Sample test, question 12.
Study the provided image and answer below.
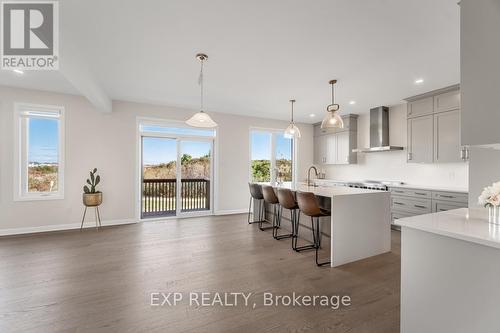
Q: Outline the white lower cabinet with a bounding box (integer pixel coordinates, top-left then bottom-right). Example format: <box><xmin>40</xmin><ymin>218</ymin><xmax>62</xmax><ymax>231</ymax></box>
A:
<box><xmin>389</xmin><ymin>187</ymin><xmax>468</xmax><ymax>228</ymax></box>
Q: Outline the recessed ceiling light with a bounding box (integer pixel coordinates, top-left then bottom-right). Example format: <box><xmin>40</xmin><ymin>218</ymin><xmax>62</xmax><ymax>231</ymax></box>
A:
<box><xmin>309</xmin><ymin>114</ymin><xmax>316</xmax><ymax>118</ymax></box>
<box><xmin>349</xmin><ymin>100</ymin><xmax>356</xmax><ymax>105</ymax></box>
<box><xmin>13</xmin><ymin>69</ymin><xmax>24</xmax><ymax>75</ymax></box>
<box><xmin>415</xmin><ymin>78</ymin><xmax>424</xmax><ymax>84</ymax></box>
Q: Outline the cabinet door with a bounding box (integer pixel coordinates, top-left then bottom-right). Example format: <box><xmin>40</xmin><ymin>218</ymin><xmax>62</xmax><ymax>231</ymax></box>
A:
<box><xmin>434</xmin><ymin>90</ymin><xmax>460</xmax><ymax>113</ymax></box>
<box><xmin>432</xmin><ymin>200</ymin><xmax>467</xmax><ymax>213</ymax></box>
<box><xmin>434</xmin><ymin>110</ymin><xmax>462</xmax><ymax>163</ymax></box>
<box><xmin>325</xmin><ymin>134</ymin><xmax>337</xmax><ymax>164</ymax></box>
<box><xmin>408</xmin><ymin>115</ymin><xmax>433</xmax><ymax>163</ymax></box>
<box><xmin>314</xmin><ymin>135</ymin><xmax>326</xmax><ymax>164</ymax></box>
<box><xmin>408</xmin><ymin>97</ymin><xmax>433</xmax><ymax>118</ymax></box>
<box><xmin>336</xmin><ymin>131</ymin><xmax>350</xmax><ymax>164</ymax></box>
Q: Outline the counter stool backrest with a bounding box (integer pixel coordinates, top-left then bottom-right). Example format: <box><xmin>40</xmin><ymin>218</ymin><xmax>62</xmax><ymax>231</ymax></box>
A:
<box><xmin>296</xmin><ymin>191</ymin><xmax>321</xmax><ymax>217</ymax></box>
<box><xmin>277</xmin><ymin>188</ymin><xmax>297</xmax><ymax>210</ymax></box>
<box><xmin>262</xmin><ymin>185</ymin><xmax>279</xmax><ymax>204</ymax></box>
<box><xmin>248</xmin><ymin>183</ymin><xmax>264</xmax><ymax>200</ymax></box>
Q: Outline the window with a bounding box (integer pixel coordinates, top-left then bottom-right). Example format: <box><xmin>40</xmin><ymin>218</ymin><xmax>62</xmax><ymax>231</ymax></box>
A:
<box><xmin>15</xmin><ymin>104</ymin><xmax>64</xmax><ymax>200</ymax></box>
<box><xmin>250</xmin><ymin>129</ymin><xmax>295</xmax><ymax>184</ymax></box>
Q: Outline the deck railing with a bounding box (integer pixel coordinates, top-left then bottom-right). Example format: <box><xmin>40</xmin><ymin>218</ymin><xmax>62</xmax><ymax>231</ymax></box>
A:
<box><xmin>142</xmin><ymin>178</ymin><xmax>210</xmax><ymax>217</ymax></box>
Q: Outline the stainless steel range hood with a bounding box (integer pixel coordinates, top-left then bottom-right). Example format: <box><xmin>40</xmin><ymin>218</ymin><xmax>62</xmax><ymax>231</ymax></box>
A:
<box><xmin>352</xmin><ymin>106</ymin><xmax>404</xmax><ymax>153</ymax></box>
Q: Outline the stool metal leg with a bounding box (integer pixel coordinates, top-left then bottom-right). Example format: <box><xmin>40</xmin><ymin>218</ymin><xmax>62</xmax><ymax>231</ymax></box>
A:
<box><xmin>259</xmin><ymin>200</ymin><xmax>274</xmax><ymax>231</ymax></box>
<box><xmin>315</xmin><ymin>217</ymin><xmax>331</xmax><ymax>267</ymax></box>
<box><xmin>248</xmin><ymin>197</ymin><xmax>262</xmax><ymax>224</ymax></box>
<box><xmin>294</xmin><ymin>211</ymin><xmax>316</xmax><ymax>252</ymax></box>
<box><xmin>274</xmin><ymin>206</ymin><xmax>293</xmax><ymax>240</ymax></box>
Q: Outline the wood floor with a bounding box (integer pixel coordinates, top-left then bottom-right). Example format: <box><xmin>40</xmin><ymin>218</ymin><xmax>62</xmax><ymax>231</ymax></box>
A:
<box><xmin>0</xmin><ymin>214</ymin><xmax>401</xmax><ymax>333</ymax></box>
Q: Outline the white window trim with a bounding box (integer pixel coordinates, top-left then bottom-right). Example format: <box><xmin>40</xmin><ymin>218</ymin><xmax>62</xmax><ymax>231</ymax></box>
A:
<box><xmin>248</xmin><ymin>127</ymin><xmax>297</xmax><ymax>184</ymax></box>
<box><xmin>13</xmin><ymin>103</ymin><xmax>65</xmax><ymax>201</ymax></box>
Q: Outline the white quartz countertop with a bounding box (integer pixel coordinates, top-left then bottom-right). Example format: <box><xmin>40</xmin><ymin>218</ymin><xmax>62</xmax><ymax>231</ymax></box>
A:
<box><xmin>312</xmin><ymin>179</ymin><xmax>468</xmax><ymax>193</ymax></box>
<box><xmin>260</xmin><ymin>182</ymin><xmax>386</xmax><ymax>197</ymax></box>
<box><xmin>395</xmin><ymin>208</ymin><xmax>500</xmax><ymax>249</ymax></box>
<box><xmin>387</xmin><ymin>183</ymin><xmax>468</xmax><ymax>194</ymax></box>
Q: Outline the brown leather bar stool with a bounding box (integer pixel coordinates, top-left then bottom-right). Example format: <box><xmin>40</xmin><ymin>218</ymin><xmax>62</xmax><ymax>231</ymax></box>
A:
<box><xmin>296</xmin><ymin>191</ymin><xmax>331</xmax><ymax>267</ymax></box>
<box><xmin>261</xmin><ymin>185</ymin><xmax>280</xmax><ymax>232</ymax></box>
<box><xmin>248</xmin><ymin>183</ymin><xmax>265</xmax><ymax>224</ymax></box>
<box><xmin>276</xmin><ymin>188</ymin><xmax>297</xmax><ymax>242</ymax></box>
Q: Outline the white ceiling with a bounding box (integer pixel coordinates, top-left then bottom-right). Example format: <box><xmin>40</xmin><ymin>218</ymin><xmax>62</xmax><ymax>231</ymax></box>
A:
<box><xmin>0</xmin><ymin>0</ymin><xmax>460</xmax><ymax>122</ymax></box>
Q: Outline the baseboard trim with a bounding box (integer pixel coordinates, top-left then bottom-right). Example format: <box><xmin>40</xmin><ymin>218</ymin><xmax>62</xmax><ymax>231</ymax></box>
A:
<box><xmin>0</xmin><ymin>218</ymin><xmax>137</xmax><ymax>237</ymax></box>
<box><xmin>214</xmin><ymin>209</ymin><xmax>247</xmax><ymax>216</ymax></box>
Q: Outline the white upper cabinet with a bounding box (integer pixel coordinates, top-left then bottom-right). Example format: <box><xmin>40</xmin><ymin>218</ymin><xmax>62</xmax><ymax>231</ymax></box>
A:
<box><xmin>461</xmin><ymin>0</ymin><xmax>500</xmax><ymax>146</ymax></box>
<box><xmin>407</xmin><ymin>97</ymin><xmax>433</xmax><ymax>118</ymax></box>
<box><xmin>408</xmin><ymin>115</ymin><xmax>434</xmax><ymax>163</ymax></box>
<box><xmin>434</xmin><ymin>110</ymin><xmax>462</xmax><ymax>163</ymax></box>
<box><xmin>313</xmin><ymin>115</ymin><xmax>358</xmax><ymax>165</ymax></box>
<box><xmin>406</xmin><ymin>86</ymin><xmax>465</xmax><ymax>164</ymax></box>
<box><xmin>434</xmin><ymin>90</ymin><xmax>460</xmax><ymax>113</ymax></box>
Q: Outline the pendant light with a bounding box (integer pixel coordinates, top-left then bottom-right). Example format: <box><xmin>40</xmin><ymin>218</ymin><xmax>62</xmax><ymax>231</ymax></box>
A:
<box><xmin>320</xmin><ymin>79</ymin><xmax>344</xmax><ymax>129</ymax></box>
<box><xmin>284</xmin><ymin>99</ymin><xmax>301</xmax><ymax>139</ymax></box>
<box><xmin>186</xmin><ymin>53</ymin><xmax>218</xmax><ymax>128</ymax></box>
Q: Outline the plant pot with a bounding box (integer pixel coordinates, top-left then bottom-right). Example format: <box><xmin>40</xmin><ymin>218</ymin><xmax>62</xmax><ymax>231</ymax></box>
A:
<box><xmin>83</xmin><ymin>192</ymin><xmax>102</xmax><ymax>207</ymax></box>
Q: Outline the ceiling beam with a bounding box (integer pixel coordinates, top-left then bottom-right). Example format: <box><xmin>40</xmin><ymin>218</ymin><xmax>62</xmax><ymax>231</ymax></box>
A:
<box><xmin>59</xmin><ymin>38</ymin><xmax>112</xmax><ymax>113</ymax></box>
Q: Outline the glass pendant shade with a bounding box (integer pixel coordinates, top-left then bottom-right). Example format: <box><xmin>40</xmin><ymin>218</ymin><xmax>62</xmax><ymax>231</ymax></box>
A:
<box><xmin>321</xmin><ymin>111</ymin><xmax>344</xmax><ymax>129</ymax></box>
<box><xmin>320</xmin><ymin>79</ymin><xmax>344</xmax><ymax>129</ymax></box>
<box><xmin>185</xmin><ymin>111</ymin><xmax>217</xmax><ymax>128</ymax></box>
<box><xmin>284</xmin><ymin>123</ymin><xmax>301</xmax><ymax>139</ymax></box>
<box><xmin>186</xmin><ymin>53</ymin><xmax>218</xmax><ymax>128</ymax></box>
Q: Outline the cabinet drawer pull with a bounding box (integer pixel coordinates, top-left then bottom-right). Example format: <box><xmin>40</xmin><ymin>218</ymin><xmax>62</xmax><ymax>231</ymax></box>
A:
<box><xmin>439</xmin><ymin>195</ymin><xmax>454</xmax><ymax>199</ymax></box>
<box><xmin>415</xmin><ymin>192</ymin><xmax>427</xmax><ymax>196</ymax></box>
<box><xmin>393</xmin><ymin>202</ymin><xmax>404</xmax><ymax>205</ymax></box>
<box><xmin>393</xmin><ymin>190</ymin><xmax>404</xmax><ymax>193</ymax></box>
<box><xmin>414</xmin><ymin>205</ymin><xmax>427</xmax><ymax>209</ymax></box>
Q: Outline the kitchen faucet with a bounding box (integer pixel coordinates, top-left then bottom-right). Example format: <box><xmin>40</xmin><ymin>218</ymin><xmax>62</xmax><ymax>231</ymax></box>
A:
<box><xmin>307</xmin><ymin>166</ymin><xmax>319</xmax><ymax>186</ymax></box>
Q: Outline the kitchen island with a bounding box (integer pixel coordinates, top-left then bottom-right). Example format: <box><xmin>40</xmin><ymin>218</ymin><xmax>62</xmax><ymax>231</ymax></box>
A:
<box><xmin>396</xmin><ymin>208</ymin><xmax>500</xmax><ymax>333</ymax></box>
<box><xmin>256</xmin><ymin>183</ymin><xmax>391</xmax><ymax>267</ymax></box>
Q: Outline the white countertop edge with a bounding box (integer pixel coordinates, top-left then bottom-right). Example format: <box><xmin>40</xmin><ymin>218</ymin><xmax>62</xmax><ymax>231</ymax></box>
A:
<box><xmin>396</xmin><ymin>208</ymin><xmax>500</xmax><ymax>250</ymax></box>
<box><xmin>311</xmin><ymin>179</ymin><xmax>468</xmax><ymax>194</ymax></box>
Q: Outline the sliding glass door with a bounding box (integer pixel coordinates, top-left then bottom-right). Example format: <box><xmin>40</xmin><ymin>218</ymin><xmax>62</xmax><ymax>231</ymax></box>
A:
<box><xmin>141</xmin><ymin>137</ymin><xmax>177</xmax><ymax>218</ymax></box>
<box><xmin>179</xmin><ymin>140</ymin><xmax>212</xmax><ymax>213</ymax></box>
<box><xmin>139</xmin><ymin>123</ymin><xmax>215</xmax><ymax>219</ymax></box>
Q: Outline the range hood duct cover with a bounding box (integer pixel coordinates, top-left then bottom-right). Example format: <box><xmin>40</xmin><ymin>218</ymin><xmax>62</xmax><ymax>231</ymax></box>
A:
<box><xmin>353</xmin><ymin>106</ymin><xmax>404</xmax><ymax>153</ymax></box>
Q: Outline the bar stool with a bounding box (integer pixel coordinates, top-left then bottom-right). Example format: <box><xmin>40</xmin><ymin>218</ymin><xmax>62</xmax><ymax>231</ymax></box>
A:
<box><xmin>296</xmin><ymin>191</ymin><xmax>331</xmax><ymax>267</ymax></box>
<box><xmin>261</xmin><ymin>185</ymin><xmax>280</xmax><ymax>232</ymax></box>
<box><xmin>276</xmin><ymin>188</ymin><xmax>297</xmax><ymax>242</ymax></box>
<box><xmin>248</xmin><ymin>183</ymin><xmax>265</xmax><ymax>224</ymax></box>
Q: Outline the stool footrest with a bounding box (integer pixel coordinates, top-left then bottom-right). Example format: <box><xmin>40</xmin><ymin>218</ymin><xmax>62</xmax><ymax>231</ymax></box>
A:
<box><xmin>294</xmin><ymin>244</ymin><xmax>316</xmax><ymax>252</ymax></box>
<box><xmin>274</xmin><ymin>233</ymin><xmax>293</xmax><ymax>240</ymax></box>
<box><xmin>316</xmin><ymin>261</ymin><xmax>331</xmax><ymax>267</ymax></box>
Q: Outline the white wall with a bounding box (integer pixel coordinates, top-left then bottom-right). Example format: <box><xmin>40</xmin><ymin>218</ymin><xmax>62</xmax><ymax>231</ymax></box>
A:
<box><xmin>322</xmin><ymin>104</ymin><xmax>469</xmax><ymax>189</ymax></box>
<box><xmin>0</xmin><ymin>86</ymin><xmax>313</xmax><ymax>232</ymax></box>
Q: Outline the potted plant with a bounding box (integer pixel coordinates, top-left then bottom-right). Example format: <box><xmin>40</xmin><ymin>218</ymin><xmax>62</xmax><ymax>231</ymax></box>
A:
<box><xmin>83</xmin><ymin>168</ymin><xmax>102</xmax><ymax>206</ymax></box>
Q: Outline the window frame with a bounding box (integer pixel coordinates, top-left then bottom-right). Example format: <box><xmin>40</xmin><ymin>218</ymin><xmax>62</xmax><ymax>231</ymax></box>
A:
<box><xmin>249</xmin><ymin>127</ymin><xmax>297</xmax><ymax>184</ymax></box>
<box><xmin>14</xmin><ymin>103</ymin><xmax>65</xmax><ymax>201</ymax></box>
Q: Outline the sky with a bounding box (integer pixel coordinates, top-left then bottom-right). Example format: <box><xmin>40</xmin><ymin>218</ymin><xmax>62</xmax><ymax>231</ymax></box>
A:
<box><xmin>142</xmin><ymin>138</ymin><xmax>211</xmax><ymax>165</ymax></box>
<box><xmin>28</xmin><ymin>118</ymin><xmax>58</xmax><ymax>163</ymax></box>
<box><xmin>250</xmin><ymin>131</ymin><xmax>292</xmax><ymax>160</ymax></box>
